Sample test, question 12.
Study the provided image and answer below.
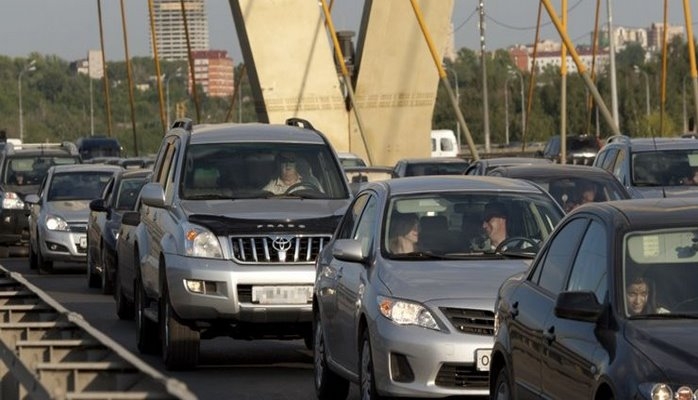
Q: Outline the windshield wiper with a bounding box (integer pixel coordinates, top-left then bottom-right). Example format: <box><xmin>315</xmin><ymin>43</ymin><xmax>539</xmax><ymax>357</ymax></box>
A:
<box><xmin>390</xmin><ymin>251</ymin><xmax>451</xmax><ymax>260</ymax></box>
<box><xmin>631</xmin><ymin>313</ymin><xmax>698</xmax><ymax>319</ymax></box>
<box><xmin>183</xmin><ymin>194</ymin><xmax>231</xmax><ymax>200</ymax></box>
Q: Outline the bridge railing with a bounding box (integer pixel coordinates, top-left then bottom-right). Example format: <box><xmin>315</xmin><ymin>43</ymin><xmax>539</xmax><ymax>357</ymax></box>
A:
<box><xmin>0</xmin><ymin>266</ymin><xmax>197</xmax><ymax>400</ymax></box>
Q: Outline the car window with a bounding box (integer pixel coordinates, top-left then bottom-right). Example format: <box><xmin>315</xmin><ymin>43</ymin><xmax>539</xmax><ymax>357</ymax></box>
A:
<box><xmin>48</xmin><ymin>171</ymin><xmax>115</xmax><ymax>201</ymax></box>
<box><xmin>531</xmin><ymin>218</ymin><xmax>588</xmax><ymax>294</ymax></box>
<box><xmin>566</xmin><ymin>220</ymin><xmax>608</xmax><ymax>303</ymax></box>
<box><xmin>116</xmin><ymin>178</ymin><xmax>148</xmax><ymax>210</ymax></box>
<box><xmin>336</xmin><ymin>194</ymin><xmax>370</xmax><ymax>240</ymax></box>
<box><xmin>353</xmin><ymin>196</ymin><xmax>379</xmax><ymax>255</ymax></box>
<box><xmin>632</xmin><ymin>149</ymin><xmax>698</xmax><ymax>187</ymax></box>
<box><xmin>612</xmin><ymin>148</ymin><xmax>627</xmax><ymax>182</ymax></box>
<box><xmin>4</xmin><ymin>155</ymin><xmax>80</xmax><ymax>186</ymax></box>
<box><xmin>600</xmin><ymin>148</ymin><xmax>619</xmax><ymax>171</ymax></box>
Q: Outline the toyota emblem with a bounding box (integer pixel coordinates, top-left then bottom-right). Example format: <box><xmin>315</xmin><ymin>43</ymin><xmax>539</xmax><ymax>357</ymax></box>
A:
<box><xmin>272</xmin><ymin>236</ymin><xmax>294</xmax><ymax>252</ymax></box>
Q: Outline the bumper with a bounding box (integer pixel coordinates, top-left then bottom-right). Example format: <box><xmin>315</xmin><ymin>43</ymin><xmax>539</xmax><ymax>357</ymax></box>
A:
<box><xmin>164</xmin><ymin>253</ymin><xmax>315</xmax><ymax>324</ymax></box>
<box><xmin>0</xmin><ymin>209</ymin><xmax>30</xmax><ymax>246</ymax></box>
<box><xmin>40</xmin><ymin>229</ymin><xmax>87</xmax><ymax>263</ymax></box>
<box><xmin>370</xmin><ymin>316</ymin><xmax>491</xmax><ymax>397</ymax></box>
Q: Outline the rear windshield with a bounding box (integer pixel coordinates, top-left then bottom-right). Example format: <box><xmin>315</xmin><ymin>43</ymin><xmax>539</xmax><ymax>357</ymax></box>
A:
<box><xmin>4</xmin><ymin>155</ymin><xmax>81</xmax><ymax>186</ymax></box>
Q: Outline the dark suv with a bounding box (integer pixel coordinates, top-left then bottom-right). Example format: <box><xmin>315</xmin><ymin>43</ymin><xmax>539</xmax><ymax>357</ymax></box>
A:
<box><xmin>593</xmin><ymin>135</ymin><xmax>698</xmax><ymax>198</ymax></box>
<box><xmin>131</xmin><ymin>118</ymin><xmax>352</xmax><ymax>370</ymax></box>
<box><xmin>537</xmin><ymin>134</ymin><xmax>601</xmax><ymax>165</ymax></box>
<box><xmin>0</xmin><ymin>142</ymin><xmax>81</xmax><ymax>256</ymax></box>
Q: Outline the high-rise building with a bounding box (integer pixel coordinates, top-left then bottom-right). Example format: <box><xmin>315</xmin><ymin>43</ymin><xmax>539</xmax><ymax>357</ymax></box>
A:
<box><xmin>150</xmin><ymin>0</ymin><xmax>210</xmax><ymax>61</ymax></box>
<box><xmin>189</xmin><ymin>50</ymin><xmax>235</xmax><ymax>97</ymax></box>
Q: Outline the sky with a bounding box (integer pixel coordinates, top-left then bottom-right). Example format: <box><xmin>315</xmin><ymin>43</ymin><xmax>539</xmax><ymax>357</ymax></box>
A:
<box><xmin>0</xmin><ymin>1</ymin><xmax>696</xmax><ymax>63</ymax></box>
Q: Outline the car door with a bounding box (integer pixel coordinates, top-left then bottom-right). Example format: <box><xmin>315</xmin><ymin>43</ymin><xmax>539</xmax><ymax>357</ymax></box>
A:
<box><xmin>317</xmin><ymin>194</ymin><xmax>370</xmax><ymax>357</ymax></box>
<box><xmin>88</xmin><ymin>177</ymin><xmax>114</xmax><ymax>264</ymax></box>
<box><xmin>333</xmin><ymin>193</ymin><xmax>379</xmax><ymax>370</ymax></box>
<box><xmin>542</xmin><ymin>219</ymin><xmax>608</xmax><ymax>398</ymax></box>
<box><xmin>507</xmin><ymin>218</ymin><xmax>587</xmax><ymax>398</ymax></box>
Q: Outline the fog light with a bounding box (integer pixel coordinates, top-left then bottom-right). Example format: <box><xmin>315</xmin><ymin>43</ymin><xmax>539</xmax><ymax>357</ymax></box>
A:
<box><xmin>185</xmin><ymin>280</ymin><xmax>205</xmax><ymax>294</ymax></box>
<box><xmin>390</xmin><ymin>352</ymin><xmax>415</xmax><ymax>383</ymax></box>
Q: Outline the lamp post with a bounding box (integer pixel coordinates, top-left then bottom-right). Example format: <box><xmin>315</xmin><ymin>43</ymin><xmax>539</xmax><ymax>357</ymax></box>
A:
<box><xmin>18</xmin><ymin>59</ymin><xmax>36</xmax><ymax>142</ymax></box>
<box><xmin>504</xmin><ymin>75</ymin><xmax>511</xmax><ymax>145</ymax></box>
<box><xmin>683</xmin><ymin>74</ymin><xmax>690</xmax><ymax>132</ymax></box>
<box><xmin>444</xmin><ymin>66</ymin><xmax>461</xmax><ymax>150</ymax></box>
<box><xmin>507</xmin><ymin>68</ymin><xmax>525</xmax><ymax>144</ymax></box>
<box><xmin>165</xmin><ymin>67</ymin><xmax>182</xmax><ymax>128</ymax></box>
<box><xmin>634</xmin><ymin>65</ymin><xmax>650</xmax><ymax>116</ymax></box>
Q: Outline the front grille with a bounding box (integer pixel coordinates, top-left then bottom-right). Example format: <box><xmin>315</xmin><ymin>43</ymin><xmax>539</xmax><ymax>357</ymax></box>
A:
<box><xmin>440</xmin><ymin>308</ymin><xmax>494</xmax><ymax>336</ymax></box>
<box><xmin>231</xmin><ymin>234</ymin><xmax>331</xmax><ymax>264</ymax></box>
<box><xmin>68</xmin><ymin>224</ymin><xmax>87</xmax><ymax>233</ymax></box>
<box><xmin>435</xmin><ymin>363</ymin><xmax>489</xmax><ymax>388</ymax></box>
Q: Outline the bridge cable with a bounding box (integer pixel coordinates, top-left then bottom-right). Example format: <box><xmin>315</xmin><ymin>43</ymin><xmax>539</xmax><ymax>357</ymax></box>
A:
<box><xmin>147</xmin><ymin>0</ymin><xmax>167</xmax><ymax>134</ymax></box>
<box><xmin>180</xmin><ymin>0</ymin><xmax>201</xmax><ymax>124</ymax></box>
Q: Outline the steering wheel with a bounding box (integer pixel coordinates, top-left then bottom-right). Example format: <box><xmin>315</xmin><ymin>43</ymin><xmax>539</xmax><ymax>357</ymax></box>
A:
<box><xmin>284</xmin><ymin>181</ymin><xmax>322</xmax><ymax>194</ymax></box>
<box><xmin>494</xmin><ymin>236</ymin><xmax>539</xmax><ymax>254</ymax></box>
<box><xmin>672</xmin><ymin>297</ymin><xmax>698</xmax><ymax>313</ymax></box>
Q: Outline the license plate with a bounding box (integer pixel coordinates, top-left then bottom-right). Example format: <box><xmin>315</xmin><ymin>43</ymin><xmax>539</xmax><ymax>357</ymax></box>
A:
<box><xmin>251</xmin><ymin>286</ymin><xmax>313</xmax><ymax>305</ymax></box>
<box><xmin>476</xmin><ymin>349</ymin><xmax>491</xmax><ymax>371</ymax></box>
<box><xmin>79</xmin><ymin>236</ymin><xmax>87</xmax><ymax>248</ymax></box>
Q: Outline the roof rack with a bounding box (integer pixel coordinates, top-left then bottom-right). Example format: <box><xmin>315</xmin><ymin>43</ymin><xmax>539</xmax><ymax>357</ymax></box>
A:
<box><xmin>286</xmin><ymin>117</ymin><xmax>315</xmax><ymax>131</ymax></box>
<box><xmin>605</xmin><ymin>135</ymin><xmax>631</xmax><ymax>145</ymax></box>
<box><xmin>3</xmin><ymin>141</ymin><xmax>78</xmax><ymax>156</ymax></box>
<box><xmin>171</xmin><ymin>118</ymin><xmax>193</xmax><ymax>131</ymax></box>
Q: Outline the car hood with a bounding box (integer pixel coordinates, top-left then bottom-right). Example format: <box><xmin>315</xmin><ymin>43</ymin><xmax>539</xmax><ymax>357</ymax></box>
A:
<box><xmin>626</xmin><ymin>320</ymin><xmax>698</xmax><ymax>381</ymax></box>
<box><xmin>378</xmin><ymin>259</ymin><xmax>531</xmax><ymax>305</ymax></box>
<box><xmin>632</xmin><ymin>186</ymin><xmax>698</xmax><ymax>198</ymax></box>
<box><xmin>46</xmin><ymin>200</ymin><xmax>91</xmax><ymax>222</ymax></box>
<box><xmin>180</xmin><ymin>199</ymin><xmax>349</xmax><ymax>235</ymax></box>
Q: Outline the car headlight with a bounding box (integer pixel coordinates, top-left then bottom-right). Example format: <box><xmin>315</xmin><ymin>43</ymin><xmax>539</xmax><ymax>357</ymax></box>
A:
<box><xmin>183</xmin><ymin>224</ymin><xmax>222</xmax><ymax>259</ymax></box>
<box><xmin>45</xmin><ymin>215</ymin><xmax>69</xmax><ymax>231</ymax></box>
<box><xmin>377</xmin><ymin>295</ymin><xmax>439</xmax><ymax>330</ymax></box>
<box><xmin>640</xmin><ymin>382</ymin><xmax>698</xmax><ymax>400</ymax></box>
<box><xmin>110</xmin><ymin>228</ymin><xmax>120</xmax><ymax>241</ymax></box>
<box><xmin>2</xmin><ymin>192</ymin><xmax>25</xmax><ymax>209</ymax></box>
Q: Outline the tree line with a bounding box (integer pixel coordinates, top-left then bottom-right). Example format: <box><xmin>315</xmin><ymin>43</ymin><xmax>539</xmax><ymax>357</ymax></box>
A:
<box><xmin>0</xmin><ymin>38</ymin><xmax>695</xmax><ymax>156</ymax></box>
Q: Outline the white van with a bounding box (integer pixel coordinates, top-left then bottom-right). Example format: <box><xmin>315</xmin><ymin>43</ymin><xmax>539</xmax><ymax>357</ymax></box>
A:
<box><xmin>431</xmin><ymin>129</ymin><xmax>458</xmax><ymax>158</ymax></box>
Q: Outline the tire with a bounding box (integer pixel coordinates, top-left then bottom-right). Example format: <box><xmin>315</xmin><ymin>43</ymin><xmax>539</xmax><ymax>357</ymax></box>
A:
<box><xmin>313</xmin><ymin>313</ymin><xmax>349</xmax><ymax>400</ymax></box>
<box><xmin>160</xmin><ymin>278</ymin><xmax>200</xmax><ymax>370</ymax></box>
<box><xmin>37</xmin><ymin>239</ymin><xmax>53</xmax><ymax>275</ymax></box>
<box><xmin>114</xmin><ymin>265</ymin><xmax>134</xmax><ymax>320</ymax></box>
<box><xmin>86</xmin><ymin>245</ymin><xmax>101</xmax><ymax>289</ymax></box>
<box><xmin>28</xmin><ymin>240</ymin><xmax>38</xmax><ymax>270</ymax></box>
<box><xmin>101</xmin><ymin>245</ymin><xmax>114</xmax><ymax>295</ymax></box>
<box><xmin>360</xmin><ymin>330</ymin><xmax>382</xmax><ymax>400</ymax></box>
<box><xmin>136</xmin><ymin>267</ymin><xmax>160</xmax><ymax>354</ymax></box>
<box><xmin>492</xmin><ymin>366</ymin><xmax>513</xmax><ymax>400</ymax></box>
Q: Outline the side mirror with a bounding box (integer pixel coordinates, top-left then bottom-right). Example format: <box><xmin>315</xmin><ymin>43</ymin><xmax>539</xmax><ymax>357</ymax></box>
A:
<box><xmin>24</xmin><ymin>194</ymin><xmax>40</xmax><ymax>205</ymax></box>
<box><xmin>89</xmin><ymin>198</ymin><xmax>107</xmax><ymax>212</ymax></box>
<box><xmin>140</xmin><ymin>182</ymin><xmax>166</xmax><ymax>208</ymax></box>
<box><xmin>555</xmin><ymin>291</ymin><xmax>603</xmax><ymax>322</ymax></box>
<box><xmin>535</xmin><ymin>150</ymin><xmax>544</xmax><ymax>158</ymax></box>
<box><xmin>332</xmin><ymin>239</ymin><xmax>367</xmax><ymax>264</ymax></box>
<box><xmin>121</xmin><ymin>211</ymin><xmax>140</xmax><ymax>227</ymax></box>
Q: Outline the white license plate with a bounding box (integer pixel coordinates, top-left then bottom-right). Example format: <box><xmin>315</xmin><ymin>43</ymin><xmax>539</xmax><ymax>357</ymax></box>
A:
<box><xmin>476</xmin><ymin>349</ymin><xmax>491</xmax><ymax>371</ymax></box>
<box><xmin>251</xmin><ymin>286</ymin><xmax>313</xmax><ymax>305</ymax></box>
<box><xmin>79</xmin><ymin>236</ymin><xmax>87</xmax><ymax>248</ymax></box>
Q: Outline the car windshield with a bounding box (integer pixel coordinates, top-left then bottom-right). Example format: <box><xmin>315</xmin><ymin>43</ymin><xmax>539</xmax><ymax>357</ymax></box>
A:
<box><xmin>624</xmin><ymin>228</ymin><xmax>698</xmax><ymax>318</ymax></box>
<box><xmin>526</xmin><ymin>177</ymin><xmax>627</xmax><ymax>212</ymax></box>
<box><xmin>115</xmin><ymin>177</ymin><xmax>147</xmax><ymax>210</ymax></box>
<box><xmin>569</xmin><ymin>136</ymin><xmax>599</xmax><ymax>152</ymax></box>
<box><xmin>384</xmin><ymin>192</ymin><xmax>562</xmax><ymax>258</ymax></box>
<box><xmin>632</xmin><ymin>150</ymin><xmax>698</xmax><ymax>187</ymax></box>
<box><xmin>5</xmin><ymin>156</ymin><xmax>80</xmax><ymax>186</ymax></box>
<box><xmin>47</xmin><ymin>171</ymin><xmax>115</xmax><ymax>201</ymax></box>
<box><xmin>179</xmin><ymin>143</ymin><xmax>349</xmax><ymax>200</ymax></box>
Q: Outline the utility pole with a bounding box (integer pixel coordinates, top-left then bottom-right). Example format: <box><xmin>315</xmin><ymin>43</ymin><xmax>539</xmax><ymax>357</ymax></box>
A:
<box><xmin>607</xmin><ymin>0</ymin><xmax>620</xmax><ymax>128</ymax></box>
<box><xmin>479</xmin><ymin>0</ymin><xmax>491</xmax><ymax>153</ymax></box>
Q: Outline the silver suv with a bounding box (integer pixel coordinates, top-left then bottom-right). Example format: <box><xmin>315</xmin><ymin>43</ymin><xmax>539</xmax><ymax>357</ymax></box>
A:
<box><xmin>133</xmin><ymin>118</ymin><xmax>351</xmax><ymax>370</ymax></box>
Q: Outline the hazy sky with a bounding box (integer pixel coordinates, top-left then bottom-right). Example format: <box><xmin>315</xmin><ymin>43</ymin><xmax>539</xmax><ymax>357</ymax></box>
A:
<box><xmin>0</xmin><ymin>1</ymin><xmax>696</xmax><ymax>63</ymax></box>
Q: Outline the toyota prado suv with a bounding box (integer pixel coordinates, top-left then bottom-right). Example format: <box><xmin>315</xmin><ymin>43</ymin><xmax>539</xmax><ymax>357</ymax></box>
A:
<box><xmin>132</xmin><ymin>118</ymin><xmax>352</xmax><ymax>369</ymax></box>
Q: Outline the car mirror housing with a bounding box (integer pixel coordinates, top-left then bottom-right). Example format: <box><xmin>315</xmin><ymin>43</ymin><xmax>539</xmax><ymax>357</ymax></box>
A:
<box><xmin>554</xmin><ymin>291</ymin><xmax>603</xmax><ymax>322</ymax></box>
<box><xmin>140</xmin><ymin>182</ymin><xmax>165</xmax><ymax>208</ymax></box>
<box><xmin>332</xmin><ymin>239</ymin><xmax>367</xmax><ymax>264</ymax></box>
<box><xmin>121</xmin><ymin>210</ymin><xmax>140</xmax><ymax>227</ymax></box>
<box><xmin>89</xmin><ymin>198</ymin><xmax>107</xmax><ymax>212</ymax></box>
<box><xmin>24</xmin><ymin>194</ymin><xmax>39</xmax><ymax>205</ymax></box>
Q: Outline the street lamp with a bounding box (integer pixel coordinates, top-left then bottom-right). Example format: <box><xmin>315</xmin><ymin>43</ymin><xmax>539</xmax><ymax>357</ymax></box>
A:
<box><xmin>634</xmin><ymin>65</ymin><xmax>650</xmax><ymax>117</ymax></box>
<box><xmin>444</xmin><ymin>66</ymin><xmax>461</xmax><ymax>151</ymax></box>
<box><xmin>165</xmin><ymin>67</ymin><xmax>183</xmax><ymax>128</ymax></box>
<box><xmin>506</xmin><ymin>68</ymin><xmax>525</xmax><ymax>145</ymax></box>
<box><xmin>18</xmin><ymin>59</ymin><xmax>36</xmax><ymax>143</ymax></box>
<box><xmin>683</xmin><ymin>74</ymin><xmax>691</xmax><ymax>132</ymax></box>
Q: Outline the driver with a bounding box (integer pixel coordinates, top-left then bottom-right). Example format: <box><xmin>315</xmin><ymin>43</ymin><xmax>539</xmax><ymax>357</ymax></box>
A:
<box><xmin>263</xmin><ymin>152</ymin><xmax>304</xmax><ymax>194</ymax></box>
<box><xmin>479</xmin><ymin>201</ymin><xmax>508</xmax><ymax>251</ymax></box>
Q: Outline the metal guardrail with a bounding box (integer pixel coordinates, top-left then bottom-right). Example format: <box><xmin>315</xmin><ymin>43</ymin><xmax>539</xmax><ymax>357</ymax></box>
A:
<box><xmin>0</xmin><ymin>266</ymin><xmax>197</xmax><ymax>400</ymax></box>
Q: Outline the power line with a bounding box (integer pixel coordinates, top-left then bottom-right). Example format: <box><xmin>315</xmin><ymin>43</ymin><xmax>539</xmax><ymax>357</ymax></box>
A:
<box><xmin>454</xmin><ymin>6</ymin><xmax>478</xmax><ymax>33</ymax></box>
<box><xmin>484</xmin><ymin>0</ymin><xmax>584</xmax><ymax>31</ymax></box>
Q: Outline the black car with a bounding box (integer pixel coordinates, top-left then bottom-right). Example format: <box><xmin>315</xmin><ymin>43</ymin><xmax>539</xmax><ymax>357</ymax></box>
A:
<box><xmin>0</xmin><ymin>142</ymin><xmax>81</xmax><ymax>256</ymax></box>
<box><xmin>490</xmin><ymin>199</ymin><xmax>698</xmax><ymax>399</ymax></box>
<box><xmin>537</xmin><ymin>134</ymin><xmax>601</xmax><ymax>165</ymax></box>
<box><xmin>488</xmin><ymin>164</ymin><xmax>631</xmax><ymax>212</ymax></box>
<box><xmin>392</xmin><ymin>157</ymin><xmax>469</xmax><ymax>177</ymax></box>
<box><xmin>87</xmin><ymin>169</ymin><xmax>150</xmax><ymax>292</ymax></box>
<box><xmin>463</xmin><ymin>157</ymin><xmax>551</xmax><ymax>176</ymax></box>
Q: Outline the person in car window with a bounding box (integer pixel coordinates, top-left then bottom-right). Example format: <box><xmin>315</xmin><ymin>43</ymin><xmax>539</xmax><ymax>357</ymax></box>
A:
<box><xmin>389</xmin><ymin>213</ymin><xmax>419</xmax><ymax>254</ymax></box>
<box><xmin>478</xmin><ymin>202</ymin><xmax>508</xmax><ymax>251</ymax></box>
<box><xmin>263</xmin><ymin>153</ymin><xmax>304</xmax><ymax>194</ymax></box>
<box><xmin>681</xmin><ymin>167</ymin><xmax>698</xmax><ymax>186</ymax></box>
<box><xmin>626</xmin><ymin>275</ymin><xmax>651</xmax><ymax>316</ymax></box>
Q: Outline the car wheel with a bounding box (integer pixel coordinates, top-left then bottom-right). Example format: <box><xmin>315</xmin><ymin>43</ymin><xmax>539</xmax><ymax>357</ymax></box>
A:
<box><xmin>160</xmin><ymin>276</ymin><xmax>200</xmax><ymax>370</ymax></box>
<box><xmin>28</xmin><ymin>240</ymin><xmax>38</xmax><ymax>270</ymax></box>
<box><xmin>360</xmin><ymin>330</ymin><xmax>383</xmax><ymax>400</ymax></box>
<box><xmin>313</xmin><ymin>312</ymin><xmax>349</xmax><ymax>400</ymax></box>
<box><xmin>86</xmin><ymin>245</ymin><xmax>101</xmax><ymax>289</ymax></box>
<box><xmin>101</xmin><ymin>244</ymin><xmax>114</xmax><ymax>295</ymax></box>
<box><xmin>135</xmin><ymin>265</ymin><xmax>160</xmax><ymax>354</ymax></box>
<box><xmin>493</xmin><ymin>365</ymin><xmax>513</xmax><ymax>400</ymax></box>
<box><xmin>114</xmin><ymin>264</ymin><xmax>134</xmax><ymax>320</ymax></box>
<box><xmin>0</xmin><ymin>246</ymin><xmax>9</xmax><ymax>258</ymax></box>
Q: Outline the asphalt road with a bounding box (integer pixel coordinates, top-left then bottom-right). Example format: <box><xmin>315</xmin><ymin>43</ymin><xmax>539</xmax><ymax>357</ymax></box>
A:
<box><xmin>0</xmin><ymin>257</ymin><xmax>363</xmax><ymax>400</ymax></box>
